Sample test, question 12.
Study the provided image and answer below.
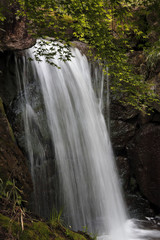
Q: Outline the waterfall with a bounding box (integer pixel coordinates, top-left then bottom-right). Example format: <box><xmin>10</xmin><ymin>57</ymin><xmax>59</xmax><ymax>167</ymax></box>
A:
<box><xmin>14</xmin><ymin>42</ymin><xmax>160</xmax><ymax>240</ymax></box>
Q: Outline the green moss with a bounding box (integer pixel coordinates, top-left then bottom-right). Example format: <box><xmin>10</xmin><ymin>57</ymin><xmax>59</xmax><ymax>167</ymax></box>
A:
<box><xmin>0</xmin><ymin>213</ymin><xmax>20</xmax><ymax>238</ymax></box>
<box><xmin>0</xmin><ymin>213</ymin><xmax>10</xmax><ymax>229</ymax></box>
<box><xmin>16</xmin><ymin>221</ymin><xmax>52</xmax><ymax>240</ymax></box>
<box><xmin>0</xmin><ymin>214</ymin><xmax>52</xmax><ymax>240</ymax></box>
<box><xmin>0</xmin><ymin>213</ymin><xmax>93</xmax><ymax>240</ymax></box>
<box><xmin>31</xmin><ymin>221</ymin><xmax>51</xmax><ymax>239</ymax></box>
<box><xmin>65</xmin><ymin>229</ymin><xmax>87</xmax><ymax>240</ymax></box>
<box><xmin>20</xmin><ymin>229</ymin><xmax>35</xmax><ymax>240</ymax></box>
<box><xmin>10</xmin><ymin>220</ymin><xmax>21</xmax><ymax>238</ymax></box>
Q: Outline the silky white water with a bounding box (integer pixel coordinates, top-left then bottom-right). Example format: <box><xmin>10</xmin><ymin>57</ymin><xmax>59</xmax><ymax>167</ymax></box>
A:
<box><xmin>15</xmin><ymin>42</ymin><xmax>160</xmax><ymax>240</ymax></box>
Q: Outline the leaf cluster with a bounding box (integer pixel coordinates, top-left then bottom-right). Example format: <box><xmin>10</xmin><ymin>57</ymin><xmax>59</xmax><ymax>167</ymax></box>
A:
<box><xmin>0</xmin><ymin>0</ymin><xmax>160</xmax><ymax>111</ymax></box>
<box><xmin>0</xmin><ymin>178</ymin><xmax>25</xmax><ymax>209</ymax></box>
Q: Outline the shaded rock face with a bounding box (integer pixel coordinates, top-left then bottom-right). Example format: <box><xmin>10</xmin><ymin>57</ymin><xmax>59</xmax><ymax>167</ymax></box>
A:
<box><xmin>111</xmin><ymin>119</ymin><xmax>136</xmax><ymax>153</ymax></box>
<box><xmin>127</xmin><ymin>124</ymin><xmax>160</xmax><ymax>208</ymax></box>
<box><xmin>108</xmin><ymin>51</ymin><xmax>160</xmax><ymax>214</ymax></box>
<box><xmin>116</xmin><ymin>156</ymin><xmax>130</xmax><ymax>190</ymax></box>
<box><xmin>0</xmin><ymin>51</ymin><xmax>18</xmax><ymax>106</ymax></box>
<box><xmin>0</xmin><ymin>49</ymin><xmax>33</xmax><ymax>202</ymax></box>
<box><xmin>0</xmin><ymin>98</ymin><xmax>32</xmax><ymax>200</ymax></box>
<box><xmin>109</xmin><ymin>102</ymin><xmax>160</xmax><ymax>215</ymax></box>
<box><xmin>7</xmin><ymin>56</ymin><xmax>59</xmax><ymax>217</ymax></box>
<box><xmin>0</xmin><ymin>49</ymin><xmax>58</xmax><ymax>215</ymax></box>
<box><xmin>110</xmin><ymin>101</ymin><xmax>138</xmax><ymax>154</ymax></box>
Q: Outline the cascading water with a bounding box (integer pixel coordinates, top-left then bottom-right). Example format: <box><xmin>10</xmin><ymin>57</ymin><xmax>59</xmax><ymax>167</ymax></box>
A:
<box><xmin>14</xmin><ymin>42</ymin><xmax>160</xmax><ymax>240</ymax></box>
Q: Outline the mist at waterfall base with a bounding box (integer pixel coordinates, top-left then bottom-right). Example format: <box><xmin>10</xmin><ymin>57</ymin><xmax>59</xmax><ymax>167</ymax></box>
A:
<box><xmin>15</xmin><ymin>43</ymin><xmax>160</xmax><ymax>240</ymax></box>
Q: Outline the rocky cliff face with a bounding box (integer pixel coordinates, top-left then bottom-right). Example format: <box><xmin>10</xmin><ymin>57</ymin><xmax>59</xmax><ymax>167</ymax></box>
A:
<box><xmin>109</xmin><ymin>51</ymin><xmax>160</xmax><ymax>216</ymax></box>
<box><xmin>0</xmin><ymin>97</ymin><xmax>32</xmax><ymax>200</ymax></box>
<box><xmin>0</xmin><ymin>13</ymin><xmax>35</xmax><ymax>201</ymax></box>
<box><xmin>127</xmin><ymin>124</ymin><xmax>160</xmax><ymax>208</ymax></box>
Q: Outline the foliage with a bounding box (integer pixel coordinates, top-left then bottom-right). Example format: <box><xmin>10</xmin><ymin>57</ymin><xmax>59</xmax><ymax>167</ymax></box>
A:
<box><xmin>49</xmin><ymin>207</ymin><xmax>63</xmax><ymax>225</ymax></box>
<box><xmin>0</xmin><ymin>178</ymin><xmax>24</xmax><ymax>209</ymax></box>
<box><xmin>0</xmin><ymin>0</ymin><xmax>160</xmax><ymax>111</ymax></box>
<box><xmin>0</xmin><ymin>179</ymin><xmax>94</xmax><ymax>239</ymax></box>
<box><xmin>31</xmin><ymin>39</ymin><xmax>73</xmax><ymax>68</ymax></box>
<box><xmin>82</xmin><ymin>225</ymin><xmax>97</xmax><ymax>240</ymax></box>
<box><xmin>0</xmin><ymin>213</ymin><xmax>52</xmax><ymax>240</ymax></box>
<box><xmin>138</xmin><ymin>0</ymin><xmax>160</xmax><ymax>72</ymax></box>
<box><xmin>0</xmin><ymin>178</ymin><xmax>26</xmax><ymax>231</ymax></box>
<box><xmin>0</xmin><ymin>212</ymin><xmax>93</xmax><ymax>240</ymax></box>
<box><xmin>145</xmin><ymin>40</ymin><xmax>160</xmax><ymax>70</ymax></box>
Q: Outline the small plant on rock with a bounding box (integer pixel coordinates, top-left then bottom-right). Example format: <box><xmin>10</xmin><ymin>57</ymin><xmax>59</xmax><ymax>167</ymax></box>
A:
<box><xmin>0</xmin><ymin>178</ymin><xmax>26</xmax><ymax>231</ymax></box>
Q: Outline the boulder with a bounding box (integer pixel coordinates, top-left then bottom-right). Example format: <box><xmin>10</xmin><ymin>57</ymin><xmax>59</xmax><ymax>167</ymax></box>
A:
<box><xmin>111</xmin><ymin>119</ymin><xmax>136</xmax><ymax>152</ymax></box>
<box><xmin>127</xmin><ymin>124</ymin><xmax>160</xmax><ymax>208</ymax></box>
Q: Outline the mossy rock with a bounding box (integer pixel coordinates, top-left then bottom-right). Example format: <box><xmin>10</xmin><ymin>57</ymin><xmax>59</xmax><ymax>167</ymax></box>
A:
<box><xmin>0</xmin><ymin>213</ymin><xmax>93</xmax><ymax>240</ymax></box>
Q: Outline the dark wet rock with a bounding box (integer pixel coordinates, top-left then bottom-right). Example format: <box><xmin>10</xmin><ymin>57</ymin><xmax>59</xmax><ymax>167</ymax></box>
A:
<box><xmin>116</xmin><ymin>156</ymin><xmax>130</xmax><ymax>190</ymax></box>
<box><xmin>126</xmin><ymin>193</ymin><xmax>155</xmax><ymax>219</ymax></box>
<box><xmin>0</xmin><ymin>98</ymin><xmax>32</xmax><ymax>200</ymax></box>
<box><xmin>110</xmin><ymin>119</ymin><xmax>136</xmax><ymax>152</ymax></box>
<box><xmin>0</xmin><ymin>51</ymin><xmax>18</xmax><ymax>106</ymax></box>
<box><xmin>9</xmin><ymin>72</ymin><xmax>58</xmax><ymax>217</ymax></box>
<box><xmin>127</xmin><ymin>124</ymin><xmax>160</xmax><ymax>208</ymax></box>
<box><xmin>110</xmin><ymin>101</ymin><xmax>139</xmax><ymax>121</ymax></box>
<box><xmin>10</xmin><ymin>77</ymin><xmax>51</xmax><ymax>153</ymax></box>
<box><xmin>152</xmin><ymin>111</ymin><xmax>160</xmax><ymax>123</ymax></box>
